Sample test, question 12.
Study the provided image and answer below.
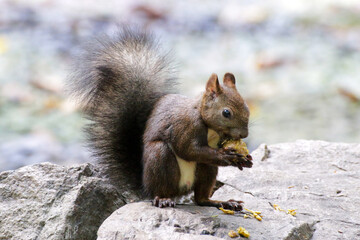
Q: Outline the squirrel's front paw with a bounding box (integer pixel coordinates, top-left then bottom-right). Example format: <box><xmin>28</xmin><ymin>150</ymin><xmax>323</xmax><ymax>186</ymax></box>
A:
<box><xmin>221</xmin><ymin>149</ymin><xmax>252</xmax><ymax>170</ymax></box>
<box><xmin>218</xmin><ymin>149</ymin><xmax>239</xmax><ymax>166</ymax></box>
<box><xmin>218</xmin><ymin>149</ymin><xmax>252</xmax><ymax>168</ymax></box>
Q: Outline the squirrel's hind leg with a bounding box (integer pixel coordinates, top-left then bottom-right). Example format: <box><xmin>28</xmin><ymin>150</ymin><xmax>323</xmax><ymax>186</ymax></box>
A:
<box><xmin>194</xmin><ymin>163</ymin><xmax>243</xmax><ymax>211</ymax></box>
<box><xmin>143</xmin><ymin>140</ymin><xmax>181</xmax><ymax>205</ymax></box>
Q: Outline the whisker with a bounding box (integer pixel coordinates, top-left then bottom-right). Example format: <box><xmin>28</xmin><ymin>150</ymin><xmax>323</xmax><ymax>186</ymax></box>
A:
<box><xmin>248</xmin><ymin>117</ymin><xmax>263</xmax><ymax>127</ymax></box>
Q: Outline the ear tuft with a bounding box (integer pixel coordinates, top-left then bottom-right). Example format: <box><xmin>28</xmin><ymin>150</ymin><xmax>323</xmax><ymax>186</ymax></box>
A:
<box><xmin>206</xmin><ymin>73</ymin><xmax>222</xmax><ymax>95</ymax></box>
<box><xmin>223</xmin><ymin>73</ymin><xmax>236</xmax><ymax>88</ymax></box>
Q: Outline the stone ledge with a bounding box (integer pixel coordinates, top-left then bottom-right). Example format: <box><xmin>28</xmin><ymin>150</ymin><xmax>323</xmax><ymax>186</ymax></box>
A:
<box><xmin>1</xmin><ymin>140</ymin><xmax>359</xmax><ymax>239</ymax></box>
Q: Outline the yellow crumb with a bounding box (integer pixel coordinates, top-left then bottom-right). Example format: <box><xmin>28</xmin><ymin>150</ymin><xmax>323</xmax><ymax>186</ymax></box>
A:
<box><xmin>272</xmin><ymin>203</ymin><xmax>297</xmax><ymax>216</ymax></box>
<box><xmin>228</xmin><ymin>230</ymin><xmax>238</xmax><ymax>238</ymax></box>
<box><xmin>272</xmin><ymin>204</ymin><xmax>283</xmax><ymax>211</ymax></box>
<box><xmin>287</xmin><ymin>209</ymin><xmax>297</xmax><ymax>216</ymax></box>
<box><xmin>237</xmin><ymin>227</ymin><xmax>250</xmax><ymax>238</ymax></box>
<box><xmin>254</xmin><ymin>214</ymin><xmax>262</xmax><ymax>221</ymax></box>
<box><xmin>219</xmin><ymin>207</ymin><xmax>235</xmax><ymax>215</ymax></box>
<box><xmin>244</xmin><ymin>208</ymin><xmax>262</xmax><ymax>221</ymax></box>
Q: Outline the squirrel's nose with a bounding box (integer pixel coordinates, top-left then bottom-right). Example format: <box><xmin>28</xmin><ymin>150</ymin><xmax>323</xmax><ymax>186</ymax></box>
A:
<box><xmin>239</xmin><ymin>130</ymin><xmax>248</xmax><ymax>139</ymax></box>
<box><xmin>230</xmin><ymin>128</ymin><xmax>248</xmax><ymax>139</ymax></box>
<box><xmin>241</xmin><ymin>134</ymin><xmax>248</xmax><ymax>139</ymax></box>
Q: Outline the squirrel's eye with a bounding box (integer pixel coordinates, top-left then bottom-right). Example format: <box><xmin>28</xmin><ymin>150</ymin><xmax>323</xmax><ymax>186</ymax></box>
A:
<box><xmin>222</xmin><ymin>109</ymin><xmax>231</xmax><ymax>118</ymax></box>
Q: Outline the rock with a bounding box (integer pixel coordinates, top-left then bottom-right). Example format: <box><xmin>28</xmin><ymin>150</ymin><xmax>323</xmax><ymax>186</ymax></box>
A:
<box><xmin>97</xmin><ymin>202</ymin><xmax>224</xmax><ymax>240</ymax></box>
<box><xmin>0</xmin><ymin>162</ymin><xmax>141</xmax><ymax>240</ymax></box>
<box><xmin>214</xmin><ymin>140</ymin><xmax>360</xmax><ymax>239</ymax></box>
<box><xmin>97</xmin><ymin>200</ymin><xmax>314</xmax><ymax>240</ymax></box>
<box><xmin>1</xmin><ymin>140</ymin><xmax>359</xmax><ymax>239</ymax></box>
<box><xmin>98</xmin><ymin>140</ymin><xmax>360</xmax><ymax>239</ymax></box>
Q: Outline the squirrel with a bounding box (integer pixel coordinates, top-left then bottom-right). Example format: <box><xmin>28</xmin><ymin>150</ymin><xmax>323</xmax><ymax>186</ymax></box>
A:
<box><xmin>68</xmin><ymin>28</ymin><xmax>252</xmax><ymax>210</ymax></box>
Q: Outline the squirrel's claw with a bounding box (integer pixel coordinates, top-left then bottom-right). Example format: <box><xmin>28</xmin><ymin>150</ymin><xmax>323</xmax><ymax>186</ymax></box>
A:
<box><xmin>220</xmin><ymin>199</ymin><xmax>243</xmax><ymax>211</ymax></box>
<box><xmin>241</xmin><ymin>156</ymin><xmax>253</xmax><ymax>168</ymax></box>
<box><xmin>225</xmin><ymin>152</ymin><xmax>253</xmax><ymax>169</ymax></box>
<box><xmin>153</xmin><ymin>196</ymin><xmax>176</xmax><ymax>208</ymax></box>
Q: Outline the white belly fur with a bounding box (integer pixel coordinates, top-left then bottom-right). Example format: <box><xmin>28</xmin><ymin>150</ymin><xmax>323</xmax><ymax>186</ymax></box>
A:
<box><xmin>175</xmin><ymin>129</ymin><xmax>220</xmax><ymax>190</ymax></box>
<box><xmin>175</xmin><ymin>154</ymin><xmax>197</xmax><ymax>189</ymax></box>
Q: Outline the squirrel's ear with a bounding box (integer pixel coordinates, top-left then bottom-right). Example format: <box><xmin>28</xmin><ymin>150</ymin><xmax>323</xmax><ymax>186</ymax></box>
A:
<box><xmin>223</xmin><ymin>73</ymin><xmax>236</xmax><ymax>88</ymax></box>
<box><xmin>206</xmin><ymin>73</ymin><xmax>222</xmax><ymax>95</ymax></box>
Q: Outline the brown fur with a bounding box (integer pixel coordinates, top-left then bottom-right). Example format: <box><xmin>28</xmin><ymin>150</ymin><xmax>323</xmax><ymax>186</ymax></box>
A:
<box><xmin>143</xmin><ymin>73</ymin><xmax>251</xmax><ymax>207</ymax></box>
<box><xmin>67</xmin><ymin>28</ymin><xmax>177</xmax><ymax>191</ymax></box>
<box><xmin>69</xmin><ymin>28</ymin><xmax>251</xmax><ymax>209</ymax></box>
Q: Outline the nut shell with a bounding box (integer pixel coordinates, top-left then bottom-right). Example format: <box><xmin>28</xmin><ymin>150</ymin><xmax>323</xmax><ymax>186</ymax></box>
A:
<box><xmin>222</xmin><ymin>139</ymin><xmax>249</xmax><ymax>156</ymax></box>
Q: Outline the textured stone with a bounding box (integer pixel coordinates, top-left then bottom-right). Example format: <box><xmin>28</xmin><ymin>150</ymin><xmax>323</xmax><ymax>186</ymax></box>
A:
<box><xmin>97</xmin><ymin>202</ymin><xmax>225</xmax><ymax>240</ymax></box>
<box><xmin>99</xmin><ymin>140</ymin><xmax>360</xmax><ymax>240</ymax></box>
<box><xmin>0</xmin><ymin>163</ymin><xmax>140</xmax><ymax>240</ymax></box>
<box><xmin>214</xmin><ymin>140</ymin><xmax>360</xmax><ymax>239</ymax></box>
<box><xmin>1</xmin><ymin>140</ymin><xmax>359</xmax><ymax>239</ymax></box>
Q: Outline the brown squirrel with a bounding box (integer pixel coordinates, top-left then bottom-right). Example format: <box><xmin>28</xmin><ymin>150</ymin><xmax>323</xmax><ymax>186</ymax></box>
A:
<box><xmin>69</xmin><ymin>28</ymin><xmax>252</xmax><ymax>210</ymax></box>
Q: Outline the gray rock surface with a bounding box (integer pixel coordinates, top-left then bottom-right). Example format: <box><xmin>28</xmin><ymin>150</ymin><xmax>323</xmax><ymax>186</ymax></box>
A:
<box><xmin>98</xmin><ymin>140</ymin><xmax>360</xmax><ymax>240</ymax></box>
<box><xmin>0</xmin><ymin>163</ymin><xmax>141</xmax><ymax>240</ymax></box>
<box><xmin>1</xmin><ymin>140</ymin><xmax>359</xmax><ymax>239</ymax></box>
<box><xmin>214</xmin><ymin>140</ymin><xmax>360</xmax><ymax>240</ymax></box>
<box><xmin>98</xmin><ymin>202</ymin><xmax>225</xmax><ymax>240</ymax></box>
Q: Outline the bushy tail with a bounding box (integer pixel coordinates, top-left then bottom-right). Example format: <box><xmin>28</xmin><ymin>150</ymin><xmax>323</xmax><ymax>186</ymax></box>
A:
<box><xmin>68</xmin><ymin>28</ymin><xmax>177</xmax><ymax>190</ymax></box>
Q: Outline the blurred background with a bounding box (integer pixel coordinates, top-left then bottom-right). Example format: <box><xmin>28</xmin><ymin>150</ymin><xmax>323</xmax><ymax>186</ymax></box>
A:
<box><xmin>1</xmin><ymin>0</ymin><xmax>360</xmax><ymax>171</ymax></box>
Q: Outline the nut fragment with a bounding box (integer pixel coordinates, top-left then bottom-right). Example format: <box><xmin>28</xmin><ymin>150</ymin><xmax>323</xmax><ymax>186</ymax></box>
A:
<box><xmin>271</xmin><ymin>203</ymin><xmax>297</xmax><ymax>216</ymax></box>
<box><xmin>254</xmin><ymin>214</ymin><xmax>262</xmax><ymax>221</ymax></box>
<box><xmin>244</xmin><ymin>208</ymin><xmax>262</xmax><ymax>221</ymax></box>
<box><xmin>272</xmin><ymin>204</ymin><xmax>282</xmax><ymax>211</ymax></box>
<box><xmin>219</xmin><ymin>207</ymin><xmax>235</xmax><ymax>215</ymax></box>
<box><xmin>222</xmin><ymin>139</ymin><xmax>249</xmax><ymax>156</ymax></box>
<box><xmin>287</xmin><ymin>209</ymin><xmax>297</xmax><ymax>216</ymax></box>
<box><xmin>237</xmin><ymin>227</ymin><xmax>250</xmax><ymax>238</ymax></box>
<box><xmin>228</xmin><ymin>230</ymin><xmax>238</xmax><ymax>238</ymax></box>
